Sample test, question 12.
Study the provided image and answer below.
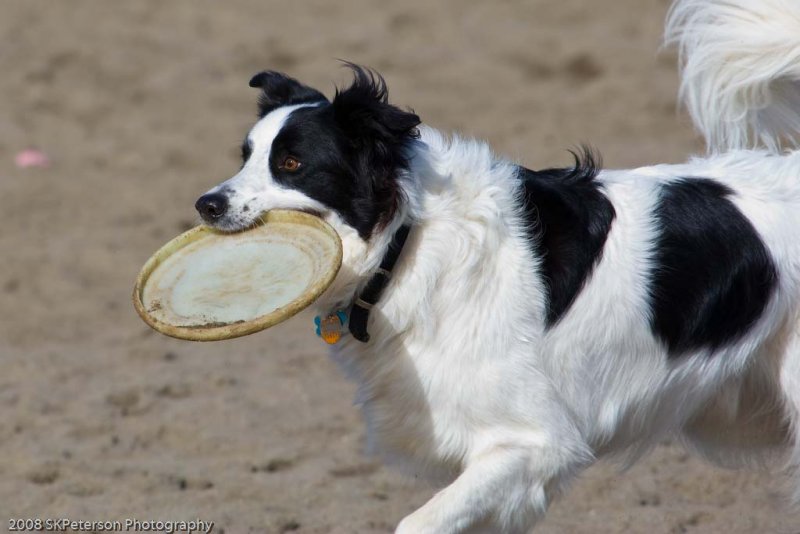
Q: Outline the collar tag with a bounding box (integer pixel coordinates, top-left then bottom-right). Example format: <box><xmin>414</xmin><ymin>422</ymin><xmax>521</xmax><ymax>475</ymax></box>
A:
<box><xmin>314</xmin><ymin>310</ymin><xmax>348</xmax><ymax>344</ymax></box>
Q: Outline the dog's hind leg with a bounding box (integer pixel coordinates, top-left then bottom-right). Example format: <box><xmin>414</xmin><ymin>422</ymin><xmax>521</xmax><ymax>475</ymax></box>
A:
<box><xmin>394</xmin><ymin>442</ymin><xmax>590</xmax><ymax>534</ymax></box>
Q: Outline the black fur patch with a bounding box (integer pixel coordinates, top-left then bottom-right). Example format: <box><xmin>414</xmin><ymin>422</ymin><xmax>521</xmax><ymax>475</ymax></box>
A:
<box><xmin>649</xmin><ymin>178</ymin><xmax>777</xmax><ymax>357</ymax></box>
<box><xmin>265</xmin><ymin>65</ymin><xmax>420</xmax><ymax>238</ymax></box>
<box><xmin>519</xmin><ymin>149</ymin><xmax>616</xmax><ymax>326</ymax></box>
<box><xmin>249</xmin><ymin>71</ymin><xmax>328</xmax><ymax>117</ymax></box>
<box><xmin>240</xmin><ymin>138</ymin><xmax>252</xmax><ymax>165</ymax></box>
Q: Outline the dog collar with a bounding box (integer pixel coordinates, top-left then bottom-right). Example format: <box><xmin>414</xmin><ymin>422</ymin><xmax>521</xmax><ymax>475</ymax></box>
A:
<box><xmin>314</xmin><ymin>224</ymin><xmax>411</xmax><ymax>344</ymax></box>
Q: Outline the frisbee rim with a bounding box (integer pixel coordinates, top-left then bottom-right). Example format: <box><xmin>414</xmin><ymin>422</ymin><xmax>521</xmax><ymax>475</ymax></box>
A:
<box><xmin>132</xmin><ymin>209</ymin><xmax>342</xmax><ymax>341</ymax></box>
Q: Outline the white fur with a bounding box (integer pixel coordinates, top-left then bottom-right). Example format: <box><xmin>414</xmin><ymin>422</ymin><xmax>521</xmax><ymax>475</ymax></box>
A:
<box><xmin>665</xmin><ymin>0</ymin><xmax>800</xmax><ymax>153</ymax></box>
<box><xmin>205</xmin><ymin>1</ymin><xmax>800</xmax><ymax>530</ymax></box>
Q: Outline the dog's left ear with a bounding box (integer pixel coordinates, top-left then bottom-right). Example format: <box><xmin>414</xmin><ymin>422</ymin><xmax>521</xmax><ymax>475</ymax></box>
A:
<box><xmin>332</xmin><ymin>65</ymin><xmax>421</xmax><ymax>152</ymax></box>
<box><xmin>249</xmin><ymin>71</ymin><xmax>328</xmax><ymax>117</ymax></box>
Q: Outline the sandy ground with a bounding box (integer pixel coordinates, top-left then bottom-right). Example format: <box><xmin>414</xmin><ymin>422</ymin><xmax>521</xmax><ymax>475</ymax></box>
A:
<box><xmin>2</xmin><ymin>0</ymin><xmax>799</xmax><ymax>532</ymax></box>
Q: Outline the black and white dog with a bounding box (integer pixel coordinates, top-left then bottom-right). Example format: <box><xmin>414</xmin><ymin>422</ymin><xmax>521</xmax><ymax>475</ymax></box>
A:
<box><xmin>195</xmin><ymin>0</ymin><xmax>800</xmax><ymax>531</ymax></box>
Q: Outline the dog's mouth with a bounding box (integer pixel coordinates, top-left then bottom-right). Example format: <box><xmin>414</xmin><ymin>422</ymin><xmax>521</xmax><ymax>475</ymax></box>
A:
<box><xmin>206</xmin><ymin>207</ymin><xmax>327</xmax><ymax>234</ymax></box>
<box><xmin>206</xmin><ymin>218</ymin><xmax>256</xmax><ymax>234</ymax></box>
<box><xmin>296</xmin><ymin>207</ymin><xmax>324</xmax><ymax>219</ymax></box>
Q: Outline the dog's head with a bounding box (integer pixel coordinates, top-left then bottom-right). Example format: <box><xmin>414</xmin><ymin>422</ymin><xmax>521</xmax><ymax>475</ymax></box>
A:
<box><xmin>195</xmin><ymin>65</ymin><xmax>420</xmax><ymax>241</ymax></box>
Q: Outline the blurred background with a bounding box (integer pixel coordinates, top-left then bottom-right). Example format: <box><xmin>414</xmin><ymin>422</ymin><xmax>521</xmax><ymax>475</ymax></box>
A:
<box><xmin>2</xmin><ymin>0</ymin><xmax>797</xmax><ymax>532</ymax></box>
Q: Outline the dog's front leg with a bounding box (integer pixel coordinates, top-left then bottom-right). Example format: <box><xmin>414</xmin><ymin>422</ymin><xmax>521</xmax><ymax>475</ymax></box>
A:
<box><xmin>395</xmin><ymin>445</ymin><xmax>568</xmax><ymax>534</ymax></box>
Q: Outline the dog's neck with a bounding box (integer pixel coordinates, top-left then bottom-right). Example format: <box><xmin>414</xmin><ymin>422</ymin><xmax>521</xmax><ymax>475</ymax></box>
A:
<box><xmin>311</xmin><ymin>143</ymin><xmax>426</xmax><ymax>331</ymax></box>
<box><xmin>313</xmin><ymin>195</ymin><xmax>416</xmax><ymax>320</ymax></box>
<box><xmin>312</xmin><ymin>126</ymin><xmax>544</xmax><ymax>346</ymax></box>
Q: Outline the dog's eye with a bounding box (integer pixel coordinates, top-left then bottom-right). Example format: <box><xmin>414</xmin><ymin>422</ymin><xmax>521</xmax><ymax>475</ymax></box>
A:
<box><xmin>280</xmin><ymin>156</ymin><xmax>301</xmax><ymax>171</ymax></box>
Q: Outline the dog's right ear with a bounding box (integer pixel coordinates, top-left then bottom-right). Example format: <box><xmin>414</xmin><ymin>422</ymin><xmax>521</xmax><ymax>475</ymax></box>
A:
<box><xmin>248</xmin><ymin>71</ymin><xmax>328</xmax><ymax>117</ymax></box>
<box><xmin>331</xmin><ymin>65</ymin><xmax>421</xmax><ymax>148</ymax></box>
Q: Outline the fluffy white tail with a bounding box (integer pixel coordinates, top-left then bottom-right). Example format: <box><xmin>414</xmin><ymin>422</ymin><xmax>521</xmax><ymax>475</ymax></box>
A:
<box><xmin>666</xmin><ymin>0</ymin><xmax>800</xmax><ymax>153</ymax></box>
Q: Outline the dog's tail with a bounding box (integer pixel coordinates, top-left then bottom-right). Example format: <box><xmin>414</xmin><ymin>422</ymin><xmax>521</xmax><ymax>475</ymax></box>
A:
<box><xmin>666</xmin><ymin>0</ymin><xmax>800</xmax><ymax>153</ymax></box>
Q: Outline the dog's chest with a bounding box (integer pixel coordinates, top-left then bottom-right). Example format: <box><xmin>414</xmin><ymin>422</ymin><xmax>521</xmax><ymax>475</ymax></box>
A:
<box><xmin>328</xmin><ymin>215</ymin><xmax>546</xmax><ymax>477</ymax></box>
<box><xmin>332</xmin><ymin>329</ymin><xmax>535</xmax><ymax>480</ymax></box>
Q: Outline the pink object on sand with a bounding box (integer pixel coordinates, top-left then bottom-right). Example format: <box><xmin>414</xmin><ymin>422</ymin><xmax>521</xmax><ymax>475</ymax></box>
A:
<box><xmin>15</xmin><ymin>149</ymin><xmax>50</xmax><ymax>168</ymax></box>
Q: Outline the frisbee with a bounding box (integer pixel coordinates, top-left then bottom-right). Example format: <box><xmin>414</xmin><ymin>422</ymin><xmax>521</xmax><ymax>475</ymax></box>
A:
<box><xmin>133</xmin><ymin>209</ymin><xmax>342</xmax><ymax>341</ymax></box>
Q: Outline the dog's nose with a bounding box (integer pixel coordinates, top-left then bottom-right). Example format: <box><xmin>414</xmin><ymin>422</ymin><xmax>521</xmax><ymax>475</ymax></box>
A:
<box><xmin>195</xmin><ymin>193</ymin><xmax>229</xmax><ymax>222</ymax></box>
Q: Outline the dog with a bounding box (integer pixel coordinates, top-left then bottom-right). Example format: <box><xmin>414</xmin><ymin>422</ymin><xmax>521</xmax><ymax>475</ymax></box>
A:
<box><xmin>194</xmin><ymin>0</ymin><xmax>800</xmax><ymax>531</ymax></box>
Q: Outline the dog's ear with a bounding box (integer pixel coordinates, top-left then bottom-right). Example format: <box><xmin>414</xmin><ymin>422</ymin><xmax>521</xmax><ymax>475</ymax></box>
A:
<box><xmin>332</xmin><ymin>64</ymin><xmax>421</xmax><ymax>150</ymax></box>
<box><xmin>248</xmin><ymin>71</ymin><xmax>328</xmax><ymax>117</ymax></box>
<box><xmin>332</xmin><ymin>65</ymin><xmax>420</xmax><ymax>233</ymax></box>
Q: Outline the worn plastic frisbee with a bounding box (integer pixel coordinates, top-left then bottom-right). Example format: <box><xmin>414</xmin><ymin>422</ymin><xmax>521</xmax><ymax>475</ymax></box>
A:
<box><xmin>133</xmin><ymin>209</ymin><xmax>342</xmax><ymax>341</ymax></box>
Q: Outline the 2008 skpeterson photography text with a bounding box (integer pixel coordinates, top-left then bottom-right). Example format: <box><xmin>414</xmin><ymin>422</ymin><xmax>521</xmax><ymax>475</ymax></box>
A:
<box><xmin>8</xmin><ymin>518</ymin><xmax>214</xmax><ymax>533</ymax></box>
